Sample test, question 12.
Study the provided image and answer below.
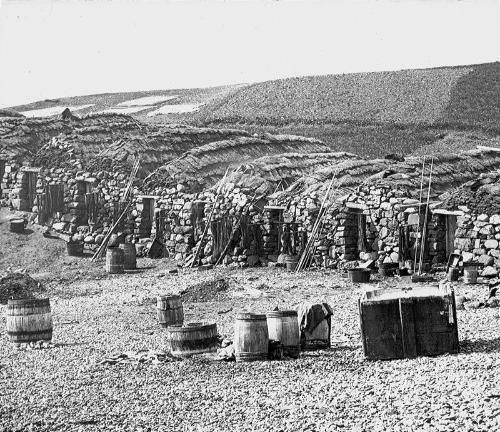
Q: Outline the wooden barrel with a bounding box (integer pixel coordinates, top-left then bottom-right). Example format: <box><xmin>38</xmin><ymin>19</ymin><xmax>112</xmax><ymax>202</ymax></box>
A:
<box><xmin>9</xmin><ymin>219</ymin><xmax>25</xmax><ymax>233</ymax></box>
<box><xmin>463</xmin><ymin>267</ymin><xmax>478</xmax><ymax>284</ymax></box>
<box><xmin>378</xmin><ymin>262</ymin><xmax>398</xmax><ymax>277</ymax></box>
<box><xmin>166</xmin><ymin>322</ymin><xmax>218</xmax><ymax>357</ymax></box>
<box><xmin>66</xmin><ymin>242</ymin><xmax>84</xmax><ymax>257</ymax></box>
<box><xmin>120</xmin><ymin>243</ymin><xmax>137</xmax><ymax>270</ymax></box>
<box><xmin>284</xmin><ymin>255</ymin><xmax>299</xmax><ymax>271</ymax></box>
<box><xmin>6</xmin><ymin>298</ymin><xmax>53</xmax><ymax>343</ymax></box>
<box><xmin>266</xmin><ymin>310</ymin><xmax>300</xmax><ymax>358</ymax></box>
<box><xmin>234</xmin><ymin>313</ymin><xmax>269</xmax><ymax>362</ymax></box>
<box><xmin>105</xmin><ymin>247</ymin><xmax>124</xmax><ymax>274</ymax></box>
<box><xmin>157</xmin><ymin>295</ymin><xmax>184</xmax><ymax>327</ymax></box>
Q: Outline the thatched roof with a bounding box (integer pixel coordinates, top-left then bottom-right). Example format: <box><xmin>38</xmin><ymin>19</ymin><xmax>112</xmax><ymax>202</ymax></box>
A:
<box><xmin>439</xmin><ymin>169</ymin><xmax>500</xmax><ymax>214</ymax></box>
<box><xmin>144</xmin><ymin>134</ymin><xmax>330</xmax><ymax>190</ymax></box>
<box><xmin>363</xmin><ymin>149</ymin><xmax>500</xmax><ymax>199</ymax></box>
<box><xmin>273</xmin><ymin>158</ymin><xmax>391</xmax><ymax>203</ymax></box>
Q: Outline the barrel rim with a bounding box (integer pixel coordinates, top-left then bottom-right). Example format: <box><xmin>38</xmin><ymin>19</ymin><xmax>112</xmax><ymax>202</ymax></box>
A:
<box><xmin>7</xmin><ymin>298</ymin><xmax>50</xmax><ymax>306</ymax></box>
<box><xmin>166</xmin><ymin>322</ymin><xmax>216</xmax><ymax>333</ymax></box>
<box><xmin>266</xmin><ymin>310</ymin><xmax>298</xmax><ymax>318</ymax></box>
<box><xmin>157</xmin><ymin>294</ymin><xmax>181</xmax><ymax>301</ymax></box>
<box><xmin>236</xmin><ymin>312</ymin><xmax>266</xmax><ymax>320</ymax></box>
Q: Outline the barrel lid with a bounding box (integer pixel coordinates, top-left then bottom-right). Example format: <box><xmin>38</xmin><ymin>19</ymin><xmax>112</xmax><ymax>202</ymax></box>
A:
<box><xmin>348</xmin><ymin>268</ymin><xmax>370</xmax><ymax>273</ymax></box>
<box><xmin>266</xmin><ymin>310</ymin><xmax>298</xmax><ymax>318</ymax></box>
<box><xmin>236</xmin><ymin>312</ymin><xmax>266</xmax><ymax>320</ymax></box>
<box><xmin>166</xmin><ymin>322</ymin><xmax>216</xmax><ymax>332</ymax></box>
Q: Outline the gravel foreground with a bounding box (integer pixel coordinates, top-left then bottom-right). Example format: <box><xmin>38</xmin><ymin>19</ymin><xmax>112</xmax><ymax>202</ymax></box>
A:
<box><xmin>1</xmin><ymin>263</ymin><xmax>500</xmax><ymax>432</ymax></box>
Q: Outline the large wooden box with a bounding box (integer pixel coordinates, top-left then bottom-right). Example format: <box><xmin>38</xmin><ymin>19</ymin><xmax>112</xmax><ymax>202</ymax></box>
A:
<box><xmin>359</xmin><ymin>286</ymin><xmax>459</xmax><ymax>360</ymax></box>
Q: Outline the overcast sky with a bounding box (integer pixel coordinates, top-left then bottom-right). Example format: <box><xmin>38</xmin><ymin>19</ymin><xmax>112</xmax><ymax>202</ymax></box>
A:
<box><xmin>0</xmin><ymin>0</ymin><xmax>499</xmax><ymax>108</ymax></box>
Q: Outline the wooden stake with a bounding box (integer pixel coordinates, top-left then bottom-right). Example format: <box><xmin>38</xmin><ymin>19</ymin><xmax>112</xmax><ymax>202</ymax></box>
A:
<box><xmin>418</xmin><ymin>157</ymin><xmax>434</xmax><ymax>274</ymax></box>
<box><xmin>414</xmin><ymin>157</ymin><xmax>426</xmax><ymax>273</ymax></box>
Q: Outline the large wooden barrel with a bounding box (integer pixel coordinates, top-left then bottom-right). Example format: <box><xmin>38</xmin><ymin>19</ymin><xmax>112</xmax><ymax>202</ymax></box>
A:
<box><xmin>463</xmin><ymin>264</ymin><xmax>479</xmax><ymax>284</ymax></box>
<box><xmin>266</xmin><ymin>310</ymin><xmax>300</xmax><ymax>358</ymax></box>
<box><xmin>157</xmin><ymin>295</ymin><xmax>184</xmax><ymax>327</ymax></box>
<box><xmin>284</xmin><ymin>255</ymin><xmax>299</xmax><ymax>271</ymax></box>
<box><xmin>166</xmin><ymin>322</ymin><xmax>218</xmax><ymax>357</ymax></box>
<box><xmin>120</xmin><ymin>243</ymin><xmax>137</xmax><ymax>270</ymax></box>
<box><xmin>9</xmin><ymin>219</ymin><xmax>25</xmax><ymax>233</ymax></box>
<box><xmin>106</xmin><ymin>247</ymin><xmax>124</xmax><ymax>274</ymax></box>
<box><xmin>6</xmin><ymin>298</ymin><xmax>53</xmax><ymax>343</ymax></box>
<box><xmin>234</xmin><ymin>313</ymin><xmax>269</xmax><ymax>362</ymax></box>
<box><xmin>359</xmin><ymin>286</ymin><xmax>459</xmax><ymax>360</ymax></box>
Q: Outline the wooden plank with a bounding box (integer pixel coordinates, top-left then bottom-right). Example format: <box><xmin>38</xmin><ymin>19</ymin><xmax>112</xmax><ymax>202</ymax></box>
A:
<box><xmin>399</xmin><ymin>298</ymin><xmax>417</xmax><ymax>358</ymax></box>
<box><xmin>477</xmin><ymin>145</ymin><xmax>500</xmax><ymax>153</ymax></box>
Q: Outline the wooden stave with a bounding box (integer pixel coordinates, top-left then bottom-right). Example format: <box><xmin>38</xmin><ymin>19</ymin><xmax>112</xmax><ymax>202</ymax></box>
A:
<box><xmin>156</xmin><ymin>295</ymin><xmax>184</xmax><ymax>327</ymax></box>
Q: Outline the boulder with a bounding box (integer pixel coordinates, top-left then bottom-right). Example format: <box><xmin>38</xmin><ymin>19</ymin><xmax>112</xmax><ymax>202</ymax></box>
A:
<box><xmin>477</xmin><ymin>214</ymin><xmax>489</xmax><ymax>222</ymax></box>
<box><xmin>482</xmin><ymin>266</ymin><xmax>498</xmax><ymax>278</ymax></box>
<box><xmin>490</xmin><ymin>214</ymin><xmax>500</xmax><ymax>225</ymax></box>
<box><xmin>484</xmin><ymin>239</ymin><xmax>499</xmax><ymax>249</ymax></box>
<box><xmin>478</xmin><ymin>254</ymin><xmax>494</xmax><ymax>267</ymax></box>
<box><xmin>461</xmin><ymin>251</ymin><xmax>474</xmax><ymax>263</ymax></box>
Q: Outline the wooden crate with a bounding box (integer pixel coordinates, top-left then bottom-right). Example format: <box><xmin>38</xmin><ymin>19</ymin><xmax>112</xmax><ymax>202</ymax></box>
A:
<box><xmin>359</xmin><ymin>286</ymin><xmax>459</xmax><ymax>360</ymax></box>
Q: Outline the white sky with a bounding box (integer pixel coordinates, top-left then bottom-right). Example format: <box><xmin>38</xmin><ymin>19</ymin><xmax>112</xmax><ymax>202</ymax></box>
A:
<box><xmin>0</xmin><ymin>0</ymin><xmax>499</xmax><ymax>108</ymax></box>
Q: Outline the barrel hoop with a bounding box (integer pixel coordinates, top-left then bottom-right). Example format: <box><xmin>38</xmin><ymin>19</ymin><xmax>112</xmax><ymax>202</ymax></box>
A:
<box><xmin>236</xmin><ymin>314</ymin><xmax>266</xmax><ymax>321</ymax></box>
<box><xmin>266</xmin><ymin>310</ymin><xmax>298</xmax><ymax>318</ymax></box>
<box><xmin>8</xmin><ymin>298</ymin><xmax>50</xmax><ymax>306</ymax></box>
<box><xmin>7</xmin><ymin>329</ymin><xmax>53</xmax><ymax>336</ymax></box>
<box><xmin>157</xmin><ymin>305</ymin><xmax>182</xmax><ymax>311</ymax></box>
<box><xmin>167</xmin><ymin>323</ymin><xmax>215</xmax><ymax>333</ymax></box>
<box><xmin>168</xmin><ymin>335</ymin><xmax>218</xmax><ymax>350</ymax></box>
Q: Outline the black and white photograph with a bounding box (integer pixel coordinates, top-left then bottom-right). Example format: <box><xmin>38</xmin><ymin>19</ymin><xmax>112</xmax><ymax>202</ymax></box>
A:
<box><xmin>0</xmin><ymin>0</ymin><xmax>499</xmax><ymax>430</ymax></box>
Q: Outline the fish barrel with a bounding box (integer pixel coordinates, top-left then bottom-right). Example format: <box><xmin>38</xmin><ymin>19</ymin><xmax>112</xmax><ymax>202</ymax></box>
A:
<box><xmin>66</xmin><ymin>242</ymin><xmax>84</xmax><ymax>257</ymax></box>
<box><xmin>105</xmin><ymin>247</ymin><xmax>124</xmax><ymax>274</ymax></box>
<box><xmin>284</xmin><ymin>255</ymin><xmax>299</xmax><ymax>271</ymax></box>
<box><xmin>9</xmin><ymin>219</ymin><xmax>25</xmax><ymax>233</ymax></box>
<box><xmin>266</xmin><ymin>310</ymin><xmax>300</xmax><ymax>358</ymax></box>
<box><xmin>234</xmin><ymin>313</ymin><xmax>269</xmax><ymax>362</ymax></box>
<box><xmin>6</xmin><ymin>298</ymin><xmax>53</xmax><ymax>343</ymax></box>
<box><xmin>166</xmin><ymin>323</ymin><xmax>218</xmax><ymax>357</ymax></box>
<box><xmin>463</xmin><ymin>267</ymin><xmax>478</xmax><ymax>284</ymax></box>
<box><xmin>120</xmin><ymin>243</ymin><xmax>137</xmax><ymax>270</ymax></box>
<box><xmin>157</xmin><ymin>295</ymin><xmax>184</xmax><ymax>327</ymax></box>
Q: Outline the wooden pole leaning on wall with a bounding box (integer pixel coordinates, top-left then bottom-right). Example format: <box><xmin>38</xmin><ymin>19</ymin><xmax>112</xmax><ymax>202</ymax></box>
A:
<box><xmin>214</xmin><ymin>194</ymin><xmax>259</xmax><ymax>267</ymax></box>
<box><xmin>414</xmin><ymin>157</ymin><xmax>426</xmax><ymax>274</ymax></box>
<box><xmin>418</xmin><ymin>157</ymin><xmax>434</xmax><ymax>275</ymax></box>
<box><xmin>190</xmin><ymin>168</ymin><xmax>231</xmax><ymax>268</ymax></box>
<box><xmin>295</xmin><ymin>173</ymin><xmax>337</xmax><ymax>273</ymax></box>
<box><xmin>91</xmin><ymin>201</ymin><xmax>132</xmax><ymax>261</ymax></box>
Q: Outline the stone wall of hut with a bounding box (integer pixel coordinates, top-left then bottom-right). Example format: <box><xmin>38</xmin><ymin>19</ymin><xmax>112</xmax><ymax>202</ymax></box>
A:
<box><xmin>453</xmin><ymin>212</ymin><xmax>500</xmax><ymax>277</ymax></box>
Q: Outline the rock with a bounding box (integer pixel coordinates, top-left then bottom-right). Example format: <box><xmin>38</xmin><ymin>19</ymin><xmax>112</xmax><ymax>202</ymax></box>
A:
<box><xmin>461</xmin><ymin>251</ymin><xmax>474</xmax><ymax>263</ymax></box>
<box><xmin>484</xmin><ymin>239</ymin><xmax>499</xmax><ymax>249</ymax></box>
<box><xmin>486</xmin><ymin>297</ymin><xmax>500</xmax><ymax>308</ymax></box>
<box><xmin>455</xmin><ymin>295</ymin><xmax>466</xmax><ymax>310</ymax></box>
<box><xmin>490</xmin><ymin>214</ymin><xmax>500</xmax><ymax>225</ymax></box>
<box><xmin>478</xmin><ymin>214</ymin><xmax>489</xmax><ymax>222</ymax></box>
<box><xmin>464</xmin><ymin>301</ymin><xmax>482</xmax><ymax>310</ymax></box>
<box><xmin>479</xmin><ymin>255</ymin><xmax>494</xmax><ymax>267</ymax></box>
<box><xmin>83</xmin><ymin>235</ymin><xmax>94</xmax><ymax>244</ymax></box>
<box><xmin>52</xmin><ymin>222</ymin><xmax>66</xmax><ymax>231</ymax></box>
<box><xmin>95</xmin><ymin>234</ymin><xmax>105</xmax><ymax>245</ymax></box>
<box><xmin>482</xmin><ymin>266</ymin><xmax>498</xmax><ymax>278</ymax></box>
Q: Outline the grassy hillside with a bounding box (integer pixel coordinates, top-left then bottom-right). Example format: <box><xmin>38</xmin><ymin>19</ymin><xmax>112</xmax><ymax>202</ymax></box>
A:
<box><xmin>195</xmin><ymin>63</ymin><xmax>499</xmax><ymax>130</ymax></box>
<box><xmin>7</xmin><ymin>62</ymin><xmax>499</xmax><ymax>158</ymax></box>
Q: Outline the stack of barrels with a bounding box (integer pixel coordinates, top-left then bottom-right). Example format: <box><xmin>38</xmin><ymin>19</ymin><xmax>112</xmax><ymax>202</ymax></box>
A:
<box><xmin>105</xmin><ymin>242</ymin><xmax>136</xmax><ymax>274</ymax></box>
<box><xmin>233</xmin><ymin>309</ymin><xmax>301</xmax><ymax>362</ymax></box>
<box><xmin>157</xmin><ymin>295</ymin><xmax>218</xmax><ymax>357</ymax></box>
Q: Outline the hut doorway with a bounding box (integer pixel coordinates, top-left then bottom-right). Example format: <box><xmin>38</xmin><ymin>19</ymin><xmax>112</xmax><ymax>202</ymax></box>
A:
<box><xmin>345</xmin><ymin>205</ymin><xmax>367</xmax><ymax>260</ymax></box>
<box><xmin>26</xmin><ymin>170</ymin><xmax>38</xmax><ymax>210</ymax></box>
<box><xmin>445</xmin><ymin>215</ymin><xmax>457</xmax><ymax>258</ymax></box>
<box><xmin>0</xmin><ymin>160</ymin><xmax>5</xmax><ymax>195</ymax></box>
<box><xmin>141</xmin><ymin>197</ymin><xmax>155</xmax><ymax>237</ymax></box>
